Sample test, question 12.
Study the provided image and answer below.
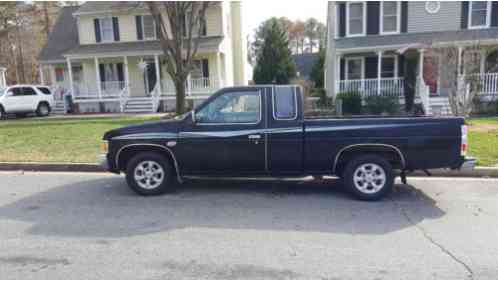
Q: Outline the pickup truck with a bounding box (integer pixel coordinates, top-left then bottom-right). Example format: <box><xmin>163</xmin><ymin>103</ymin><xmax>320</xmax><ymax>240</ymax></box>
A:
<box><xmin>101</xmin><ymin>85</ymin><xmax>475</xmax><ymax>201</ymax></box>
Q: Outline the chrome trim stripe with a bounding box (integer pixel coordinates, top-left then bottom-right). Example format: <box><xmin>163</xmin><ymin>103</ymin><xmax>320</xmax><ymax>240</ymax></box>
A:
<box><xmin>113</xmin><ymin>133</ymin><xmax>178</xmax><ymax>140</ymax></box>
<box><xmin>332</xmin><ymin>143</ymin><xmax>406</xmax><ymax>173</ymax></box>
<box><xmin>306</xmin><ymin>122</ymin><xmax>442</xmax><ymax>133</ymax></box>
<box><xmin>115</xmin><ymin>143</ymin><xmax>183</xmax><ymax>184</ymax></box>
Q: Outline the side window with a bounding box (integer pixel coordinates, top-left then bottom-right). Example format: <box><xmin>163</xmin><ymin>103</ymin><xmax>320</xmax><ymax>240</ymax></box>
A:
<box><xmin>21</xmin><ymin>87</ymin><xmax>37</xmax><ymax>96</ymax></box>
<box><xmin>11</xmin><ymin>88</ymin><xmax>23</xmax><ymax>96</ymax></box>
<box><xmin>37</xmin><ymin>87</ymin><xmax>51</xmax><ymax>95</ymax></box>
<box><xmin>196</xmin><ymin>91</ymin><xmax>261</xmax><ymax>124</ymax></box>
<box><xmin>273</xmin><ymin>87</ymin><xmax>297</xmax><ymax>120</ymax></box>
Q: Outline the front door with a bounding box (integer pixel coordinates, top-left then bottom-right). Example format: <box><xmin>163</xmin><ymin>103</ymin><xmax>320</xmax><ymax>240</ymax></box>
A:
<box><xmin>144</xmin><ymin>62</ymin><xmax>157</xmax><ymax>95</ymax></box>
<box><xmin>177</xmin><ymin>87</ymin><xmax>267</xmax><ymax>175</ymax></box>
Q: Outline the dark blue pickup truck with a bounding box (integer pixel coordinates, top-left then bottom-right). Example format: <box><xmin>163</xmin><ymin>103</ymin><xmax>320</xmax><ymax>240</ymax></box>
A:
<box><xmin>100</xmin><ymin>85</ymin><xmax>475</xmax><ymax>200</ymax></box>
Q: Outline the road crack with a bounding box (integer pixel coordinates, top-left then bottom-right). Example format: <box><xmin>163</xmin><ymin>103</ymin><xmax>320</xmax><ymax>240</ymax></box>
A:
<box><xmin>390</xmin><ymin>196</ymin><xmax>474</xmax><ymax>280</ymax></box>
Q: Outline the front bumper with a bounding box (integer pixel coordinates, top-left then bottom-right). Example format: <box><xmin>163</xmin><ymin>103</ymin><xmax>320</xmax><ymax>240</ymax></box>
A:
<box><xmin>97</xmin><ymin>154</ymin><xmax>109</xmax><ymax>171</ymax></box>
<box><xmin>460</xmin><ymin>157</ymin><xmax>477</xmax><ymax>171</ymax></box>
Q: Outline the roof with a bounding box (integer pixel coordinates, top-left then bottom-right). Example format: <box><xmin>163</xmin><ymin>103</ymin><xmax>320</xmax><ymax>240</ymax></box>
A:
<box><xmin>38</xmin><ymin>6</ymin><xmax>80</xmax><ymax>62</ymax></box>
<box><xmin>336</xmin><ymin>28</ymin><xmax>498</xmax><ymax>51</ymax></box>
<box><xmin>74</xmin><ymin>1</ymin><xmax>146</xmax><ymax>15</ymax></box>
<box><xmin>292</xmin><ymin>53</ymin><xmax>319</xmax><ymax>79</ymax></box>
<box><xmin>64</xmin><ymin>36</ymin><xmax>224</xmax><ymax>58</ymax></box>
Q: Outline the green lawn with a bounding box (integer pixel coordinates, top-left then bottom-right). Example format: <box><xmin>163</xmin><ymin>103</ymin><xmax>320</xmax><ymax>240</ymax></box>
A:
<box><xmin>0</xmin><ymin>116</ymin><xmax>160</xmax><ymax>163</ymax></box>
<box><xmin>0</xmin><ymin>115</ymin><xmax>497</xmax><ymax>166</ymax></box>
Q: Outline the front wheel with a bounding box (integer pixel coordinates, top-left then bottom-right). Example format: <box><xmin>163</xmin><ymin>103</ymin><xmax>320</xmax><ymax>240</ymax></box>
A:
<box><xmin>125</xmin><ymin>152</ymin><xmax>175</xmax><ymax>196</ymax></box>
<box><xmin>36</xmin><ymin>103</ymin><xmax>50</xmax><ymax>117</ymax></box>
<box><xmin>343</xmin><ymin>155</ymin><xmax>394</xmax><ymax>201</ymax></box>
<box><xmin>0</xmin><ymin>106</ymin><xmax>5</xmax><ymax>119</ymax></box>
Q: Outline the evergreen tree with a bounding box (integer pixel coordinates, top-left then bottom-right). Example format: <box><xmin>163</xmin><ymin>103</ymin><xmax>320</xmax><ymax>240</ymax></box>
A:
<box><xmin>310</xmin><ymin>47</ymin><xmax>325</xmax><ymax>88</ymax></box>
<box><xmin>252</xmin><ymin>18</ymin><xmax>296</xmax><ymax>84</ymax></box>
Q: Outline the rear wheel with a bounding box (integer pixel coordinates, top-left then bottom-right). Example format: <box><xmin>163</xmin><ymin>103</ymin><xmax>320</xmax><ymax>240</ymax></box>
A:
<box><xmin>0</xmin><ymin>106</ymin><xmax>4</xmax><ymax>119</ymax></box>
<box><xmin>343</xmin><ymin>154</ymin><xmax>394</xmax><ymax>201</ymax></box>
<box><xmin>125</xmin><ymin>152</ymin><xmax>175</xmax><ymax>196</ymax></box>
<box><xmin>36</xmin><ymin>103</ymin><xmax>50</xmax><ymax>117</ymax></box>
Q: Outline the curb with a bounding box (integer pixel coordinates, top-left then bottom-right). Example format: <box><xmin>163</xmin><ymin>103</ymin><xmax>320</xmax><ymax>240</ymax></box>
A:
<box><xmin>0</xmin><ymin>162</ymin><xmax>497</xmax><ymax>178</ymax></box>
<box><xmin>0</xmin><ymin>162</ymin><xmax>104</xmax><ymax>173</ymax></box>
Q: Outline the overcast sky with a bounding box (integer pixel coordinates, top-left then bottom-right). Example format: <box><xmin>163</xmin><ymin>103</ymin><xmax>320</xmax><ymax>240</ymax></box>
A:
<box><xmin>242</xmin><ymin>0</ymin><xmax>328</xmax><ymax>38</ymax></box>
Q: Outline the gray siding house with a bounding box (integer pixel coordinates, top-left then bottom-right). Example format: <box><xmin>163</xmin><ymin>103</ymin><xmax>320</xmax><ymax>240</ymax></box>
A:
<box><xmin>325</xmin><ymin>1</ymin><xmax>498</xmax><ymax>115</ymax></box>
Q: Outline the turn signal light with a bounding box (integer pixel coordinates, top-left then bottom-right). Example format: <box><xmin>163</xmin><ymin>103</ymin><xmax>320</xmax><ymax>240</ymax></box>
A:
<box><xmin>461</xmin><ymin>125</ymin><xmax>468</xmax><ymax>156</ymax></box>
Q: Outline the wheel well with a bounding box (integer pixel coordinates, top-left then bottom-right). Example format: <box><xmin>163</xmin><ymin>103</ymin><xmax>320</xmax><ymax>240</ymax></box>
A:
<box><xmin>116</xmin><ymin>145</ymin><xmax>177</xmax><ymax>175</ymax></box>
<box><xmin>334</xmin><ymin>145</ymin><xmax>405</xmax><ymax>175</ymax></box>
<box><xmin>38</xmin><ymin>101</ymin><xmax>50</xmax><ymax>111</ymax></box>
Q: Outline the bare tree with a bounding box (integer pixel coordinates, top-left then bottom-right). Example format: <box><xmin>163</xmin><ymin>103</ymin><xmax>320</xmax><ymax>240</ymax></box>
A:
<box><xmin>147</xmin><ymin>2</ymin><xmax>210</xmax><ymax>114</ymax></box>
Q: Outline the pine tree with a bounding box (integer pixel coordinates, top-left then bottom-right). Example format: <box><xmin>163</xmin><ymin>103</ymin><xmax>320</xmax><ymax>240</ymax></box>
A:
<box><xmin>310</xmin><ymin>47</ymin><xmax>325</xmax><ymax>88</ymax></box>
<box><xmin>252</xmin><ymin>18</ymin><xmax>296</xmax><ymax>84</ymax></box>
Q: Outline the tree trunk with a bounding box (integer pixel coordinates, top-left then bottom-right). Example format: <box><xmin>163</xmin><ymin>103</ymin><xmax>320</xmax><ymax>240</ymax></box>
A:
<box><xmin>174</xmin><ymin>79</ymin><xmax>186</xmax><ymax>114</ymax></box>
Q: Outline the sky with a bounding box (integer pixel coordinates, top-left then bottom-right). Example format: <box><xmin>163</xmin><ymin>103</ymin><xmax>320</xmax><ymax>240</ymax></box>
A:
<box><xmin>242</xmin><ymin>0</ymin><xmax>328</xmax><ymax>38</ymax></box>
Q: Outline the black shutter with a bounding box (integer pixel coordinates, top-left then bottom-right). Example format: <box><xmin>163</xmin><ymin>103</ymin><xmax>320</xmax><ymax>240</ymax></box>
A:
<box><xmin>155</xmin><ymin>19</ymin><xmax>161</xmax><ymax>39</ymax></box>
<box><xmin>461</xmin><ymin>1</ymin><xmax>469</xmax><ymax>29</ymax></box>
<box><xmin>94</xmin><ymin>18</ymin><xmax>101</xmax><ymax>43</ymax></box>
<box><xmin>492</xmin><ymin>2</ymin><xmax>498</xmax><ymax>27</ymax></box>
<box><xmin>365</xmin><ymin>57</ymin><xmax>378</xmax><ymax>79</ymax></box>
<box><xmin>112</xmin><ymin>17</ymin><xmax>120</xmax><ymax>41</ymax></box>
<box><xmin>401</xmin><ymin>2</ymin><xmax>408</xmax><ymax>33</ymax></box>
<box><xmin>339</xmin><ymin>3</ymin><xmax>346</xmax><ymax>38</ymax></box>
<box><xmin>116</xmin><ymin>63</ymin><xmax>124</xmax><ymax>82</ymax></box>
<box><xmin>340</xmin><ymin>58</ymin><xmax>345</xmax><ymax>80</ymax></box>
<box><xmin>367</xmin><ymin>2</ymin><xmax>380</xmax><ymax>35</ymax></box>
<box><xmin>398</xmin><ymin>55</ymin><xmax>405</xmax><ymax>77</ymax></box>
<box><xmin>99</xmin><ymin>64</ymin><xmax>105</xmax><ymax>82</ymax></box>
<box><xmin>201</xmin><ymin>59</ymin><xmax>209</xmax><ymax>78</ymax></box>
<box><xmin>136</xmin><ymin>15</ymin><xmax>143</xmax><ymax>40</ymax></box>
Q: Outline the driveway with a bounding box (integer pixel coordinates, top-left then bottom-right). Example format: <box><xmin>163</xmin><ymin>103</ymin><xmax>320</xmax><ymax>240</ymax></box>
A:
<box><xmin>0</xmin><ymin>172</ymin><xmax>497</xmax><ymax>279</ymax></box>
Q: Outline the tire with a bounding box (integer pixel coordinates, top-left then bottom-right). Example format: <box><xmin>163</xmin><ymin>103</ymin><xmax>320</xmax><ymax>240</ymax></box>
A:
<box><xmin>125</xmin><ymin>152</ymin><xmax>175</xmax><ymax>196</ymax></box>
<box><xmin>342</xmin><ymin>154</ymin><xmax>394</xmax><ymax>201</ymax></box>
<box><xmin>0</xmin><ymin>105</ymin><xmax>4</xmax><ymax>119</ymax></box>
<box><xmin>36</xmin><ymin>103</ymin><xmax>50</xmax><ymax>117</ymax></box>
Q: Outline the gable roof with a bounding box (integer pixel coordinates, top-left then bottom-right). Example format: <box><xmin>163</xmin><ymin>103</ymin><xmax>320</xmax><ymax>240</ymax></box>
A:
<box><xmin>38</xmin><ymin>6</ymin><xmax>80</xmax><ymax>63</ymax></box>
<box><xmin>292</xmin><ymin>53</ymin><xmax>319</xmax><ymax>79</ymax></box>
<box><xmin>74</xmin><ymin>1</ymin><xmax>146</xmax><ymax>15</ymax></box>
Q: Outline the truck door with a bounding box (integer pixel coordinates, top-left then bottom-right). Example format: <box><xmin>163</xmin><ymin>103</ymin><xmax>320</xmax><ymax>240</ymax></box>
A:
<box><xmin>178</xmin><ymin>87</ymin><xmax>268</xmax><ymax>175</ymax></box>
<box><xmin>267</xmin><ymin>86</ymin><xmax>304</xmax><ymax>174</ymax></box>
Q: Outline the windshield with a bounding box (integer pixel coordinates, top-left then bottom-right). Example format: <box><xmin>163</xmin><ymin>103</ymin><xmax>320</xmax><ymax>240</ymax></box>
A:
<box><xmin>0</xmin><ymin>88</ymin><xmax>5</xmax><ymax>97</ymax></box>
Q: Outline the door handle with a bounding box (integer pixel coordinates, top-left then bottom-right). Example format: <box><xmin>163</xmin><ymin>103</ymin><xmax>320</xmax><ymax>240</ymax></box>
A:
<box><xmin>248</xmin><ymin>134</ymin><xmax>261</xmax><ymax>139</ymax></box>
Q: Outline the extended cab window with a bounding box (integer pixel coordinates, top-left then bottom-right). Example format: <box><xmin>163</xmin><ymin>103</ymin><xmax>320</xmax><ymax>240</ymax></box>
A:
<box><xmin>196</xmin><ymin>91</ymin><xmax>261</xmax><ymax>124</ymax></box>
<box><xmin>273</xmin><ymin>87</ymin><xmax>297</xmax><ymax>120</ymax></box>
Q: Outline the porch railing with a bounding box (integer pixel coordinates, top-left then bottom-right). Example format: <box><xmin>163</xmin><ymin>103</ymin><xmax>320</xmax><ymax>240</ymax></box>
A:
<box><xmin>101</xmin><ymin>81</ymin><xmax>125</xmax><ymax>98</ymax></box>
<box><xmin>162</xmin><ymin>77</ymin><xmax>224</xmax><ymax>96</ymax></box>
<box><xmin>337</xmin><ymin>77</ymin><xmax>405</xmax><ymax>98</ymax></box>
<box><xmin>463</xmin><ymin>73</ymin><xmax>498</xmax><ymax>96</ymax></box>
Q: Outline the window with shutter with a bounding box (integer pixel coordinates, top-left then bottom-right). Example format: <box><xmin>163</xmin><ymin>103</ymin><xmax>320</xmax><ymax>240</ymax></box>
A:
<box><xmin>469</xmin><ymin>1</ymin><xmax>491</xmax><ymax>29</ymax></box>
<box><xmin>347</xmin><ymin>2</ymin><xmax>365</xmax><ymax>37</ymax></box>
<box><xmin>99</xmin><ymin>17</ymin><xmax>114</xmax><ymax>42</ymax></box>
<box><xmin>380</xmin><ymin>2</ymin><xmax>400</xmax><ymax>34</ymax></box>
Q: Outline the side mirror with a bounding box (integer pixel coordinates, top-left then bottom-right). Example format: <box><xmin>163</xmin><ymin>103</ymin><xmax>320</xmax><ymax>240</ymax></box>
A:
<box><xmin>191</xmin><ymin>110</ymin><xmax>196</xmax><ymax>123</ymax></box>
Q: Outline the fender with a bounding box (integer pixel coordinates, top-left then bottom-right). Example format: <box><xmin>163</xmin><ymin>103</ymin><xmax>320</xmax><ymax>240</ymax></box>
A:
<box><xmin>332</xmin><ymin>143</ymin><xmax>406</xmax><ymax>173</ymax></box>
<box><xmin>115</xmin><ymin>143</ymin><xmax>183</xmax><ymax>183</ymax></box>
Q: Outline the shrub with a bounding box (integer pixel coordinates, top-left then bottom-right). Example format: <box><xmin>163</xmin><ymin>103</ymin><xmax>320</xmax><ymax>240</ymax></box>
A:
<box><xmin>495</xmin><ymin>101</ymin><xmax>498</xmax><ymax>115</ymax></box>
<box><xmin>364</xmin><ymin>95</ymin><xmax>400</xmax><ymax>115</ymax></box>
<box><xmin>336</xmin><ymin>91</ymin><xmax>362</xmax><ymax>115</ymax></box>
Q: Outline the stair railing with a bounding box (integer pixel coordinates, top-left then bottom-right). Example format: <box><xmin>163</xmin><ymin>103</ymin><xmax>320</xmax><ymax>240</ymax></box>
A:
<box><xmin>151</xmin><ymin>82</ymin><xmax>161</xmax><ymax>112</ymax></box>
<box><xmin>417</xmin><ymin>76</ymin><xmax>430</xmax><ymax>115</ymax></box>
<box><xmin>119</xmin><ymin>83</ymin><xmax>130</xmax><ymax>113</ymax></box>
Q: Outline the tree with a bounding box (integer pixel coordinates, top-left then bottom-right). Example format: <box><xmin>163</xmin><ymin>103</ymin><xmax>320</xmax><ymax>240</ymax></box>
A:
<box><xmin>252</xmin><ymin>18</ymin><xmax>296</xmax><ymax>84</ymax></box>
<box><xmin>304</xmin><ymin>18</ymin><xmax>318</xmax><ymax>53</ymax></box>
<box><xmin>147</xmin><ymin>2</ymin><xmax>210</xmax><ymax>114</ymax></box>
<box><xmin>310</xmin><ymin>47</ymin><xmax>325</xmax><ymax>88</ymax></box>
<box><xmin>292</xmin><ymin>20</ymin><xmax>305</xmax><ymax>54</ymax></box>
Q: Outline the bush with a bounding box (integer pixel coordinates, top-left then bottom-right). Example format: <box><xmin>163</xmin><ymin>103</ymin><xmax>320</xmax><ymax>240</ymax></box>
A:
<box><xmin>364</xmin><ymin>95</ymin><xmax>400</xmax><ymax>115</ymax></box>
<box><xmin>495</xmin><ymin>101</ymin><xmax>498</xmax><ymax>115</ymax></box>
<box><xmin>336</xmin><ymin>91</ymin><xmax>362</xmax><ymax>115</ymax></box>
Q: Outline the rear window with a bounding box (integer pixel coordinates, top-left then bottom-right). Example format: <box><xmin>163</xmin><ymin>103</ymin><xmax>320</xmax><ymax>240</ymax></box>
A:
<box><xmin>37</xmin><ymin>87</ymin><xmax>51</xmax><ymax>95</ymax></box>
<box><xmin>273</xmin><ymin>86</ymin><xmax>297</xmax><ymax>120</ymax></box>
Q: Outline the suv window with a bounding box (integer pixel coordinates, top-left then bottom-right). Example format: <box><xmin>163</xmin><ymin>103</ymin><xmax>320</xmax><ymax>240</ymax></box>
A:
<box><xmin>37</xmin><ymin>87</ymin><xmax>51</xmax><ymax>95</ymax></box>
<box><xmin>273</xmin><ymin>86</ymin><xmax>297</xmax><ymax>120</ymax></box>
<box><xmin>196</xmin><ymin>91</ymin><xmax>261</xmax><ymax>124</ymax></box>
<box><xmin>21</xmin><ymin>87</ymin><xmax>37</xmax><ymax>96</ymax></box>
<box><xmin>11</xmin><ymin>88</ymin><xmax>23</xmax><ymax>97</ymax></box>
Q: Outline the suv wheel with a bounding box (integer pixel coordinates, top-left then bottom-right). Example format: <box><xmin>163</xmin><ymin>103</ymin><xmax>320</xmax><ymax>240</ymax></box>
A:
<box><xmin>343</xmin><ymin>154</ymin><xmax>394</xmax><ymax>201</ymax></box>
<box><xmin>125</xmin><ymin>152</ymin><xmax>175</xmax><ymax>196</ymax></box>
<box><xmin>36</xmin><ymin>103</ymin><xmax>50</xmax><ymax>117</ymax></box>
<box><xmin>0</xmin><ymin>106</ymin><xmax>4</xmax><ymax>119</ymax></box>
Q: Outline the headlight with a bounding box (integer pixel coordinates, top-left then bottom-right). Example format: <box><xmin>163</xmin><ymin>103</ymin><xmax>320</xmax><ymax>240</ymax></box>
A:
<box><xmin>100</xmin><ymin>141</ymin><xmax>109</xmax><ymax>154</ymax></box>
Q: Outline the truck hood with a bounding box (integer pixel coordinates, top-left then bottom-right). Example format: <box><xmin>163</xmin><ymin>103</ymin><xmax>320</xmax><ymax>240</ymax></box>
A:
<box><xmin>103</xmin><ymin>119</ymin><xmax>182</xmax><ymax>140</ymax></box>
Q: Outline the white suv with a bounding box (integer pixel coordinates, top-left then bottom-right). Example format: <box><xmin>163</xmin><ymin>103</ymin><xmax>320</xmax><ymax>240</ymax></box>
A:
<box><xmin>0</xmin><ymin>85</ymin><xmax>55</xmax><ymax>119</ymax></box>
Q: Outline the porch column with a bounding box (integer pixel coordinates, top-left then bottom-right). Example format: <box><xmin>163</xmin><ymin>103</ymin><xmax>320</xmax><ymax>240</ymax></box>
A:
<box><xmin>480</xmin><ymin>49</ymin><xmax>486</xmax><ymax>74</ymax></box>
<box><xmin>39</xmin><ymin>65</ymin><xmax>45</xmax><ymax>85</ymax></box>
<box><xmin>377</xmin><ymin>51</ymin><xmax>383</xmax><ymax>95</ymax></box>
<box><xmin>49</xmin><ymin>65</ymin><xmax>56</xmax><ymax>86</ymax></box>
<box><xmin>154</xmin><ymin>54</ymin><xmax>162</xmax><ymax>94</ymax></box>
<box><xmin>123</xmin><ymin>56</ymin><xmax>129</xmax><ymax>94</ymax></box>
<box><xmin>94</xmin><ymin>57</ymin><xmax>102</xmax><ymax>98</ymax></box>
<box><xmin>335</xmin><ymin>53</ymin><xmax>342</xmax><ymax>94</ymax></box>
<box><xmin>457</xmin><ymin>46</ymin><xmax>463</xmax><ymax>75</ymax></box>
<box><xmin>217</xmin><ymin>53</ymin><xmax>223</xmax><ymax>87</ymax></box>
<box><xmin>419</xmin><ymin>49</ymin><xmax>425</xmax><ymax>83</ymax></box>
<box><xmin>66</xmin><ymin>58</ymin><xmax>74</xmax><ymax>99</ymax></box>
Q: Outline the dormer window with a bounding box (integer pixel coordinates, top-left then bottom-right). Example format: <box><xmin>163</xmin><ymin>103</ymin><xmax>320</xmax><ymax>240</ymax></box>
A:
<box><xmin>468</xmin><ymin>1</ymin><xmax>491</xmax><ymax>29</ymax></box>
<box><xmin>380</xmin><ymin>2</ymin><xmax>401</xmax><ymax>34</ymax></box>
<box><xmin>346</xmin><ymin>2</ymin><xmax>366</xmax><ymax>37</ymax></box>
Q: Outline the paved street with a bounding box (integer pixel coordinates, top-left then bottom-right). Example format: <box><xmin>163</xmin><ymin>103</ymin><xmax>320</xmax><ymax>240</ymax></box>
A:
<box><xmin>0</xmin><ymin>171</ymin><xmax>497</xmax><ymax>279</ymax></box>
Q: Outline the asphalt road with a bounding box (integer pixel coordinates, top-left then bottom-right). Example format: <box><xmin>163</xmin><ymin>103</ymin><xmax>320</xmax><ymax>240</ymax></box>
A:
<box><xmin>0</xmin><ymin>172</ymin><xmax>497</xmax><ymax>279</ymax></box>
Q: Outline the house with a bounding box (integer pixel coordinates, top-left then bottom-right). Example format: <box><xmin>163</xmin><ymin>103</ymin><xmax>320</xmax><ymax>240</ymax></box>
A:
<box><xmin>38</xmin><ymin>2</ymin><xmax>247</xmax><ymax>113</ymax></box>
<box><xmin>0</xmin><ymin>67</ymin><xmax>6</xmax><ymax>89</ymax></box>
<box><xmin>325</xmin><ymin>1</ymin><xmax>498</xmax><ymax>115</ymax></box>
<box><xmin>292</xmin><ymin>53</ymin><xmax>319</xmax><ymax>80</ymax></box>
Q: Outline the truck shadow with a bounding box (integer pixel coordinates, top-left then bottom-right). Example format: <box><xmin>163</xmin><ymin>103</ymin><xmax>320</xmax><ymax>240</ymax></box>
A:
<box><xmin>0</xmin><ymin>176</ymin><xmax>444</xmax><ymax>238</ymax></box>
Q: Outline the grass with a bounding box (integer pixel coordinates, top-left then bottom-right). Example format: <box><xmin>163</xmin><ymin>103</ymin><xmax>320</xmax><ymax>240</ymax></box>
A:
<box><xmin>0</xmin><ymin>115</ymin><xmax>497</xmax><ymax>167</ymax></box>
<box><xmin>0</xmin><ymin>116</ymin><xmax>160</xmax><ymax>163</ymax></box>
